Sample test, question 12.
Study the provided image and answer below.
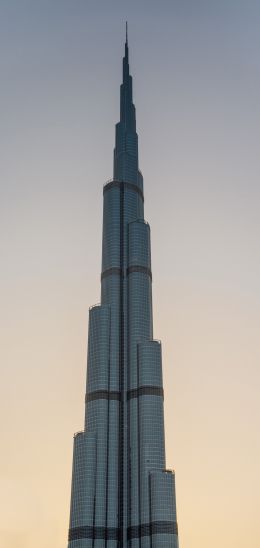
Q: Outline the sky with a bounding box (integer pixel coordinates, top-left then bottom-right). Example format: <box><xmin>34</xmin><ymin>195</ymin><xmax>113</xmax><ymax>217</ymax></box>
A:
<box><xmin>0</xmin><ymin>1</ymin><xmax>260</xmax><ymax>547</ymax></box>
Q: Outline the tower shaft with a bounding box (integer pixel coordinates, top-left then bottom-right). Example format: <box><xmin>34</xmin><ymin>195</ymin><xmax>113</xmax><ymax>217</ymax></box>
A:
<box><xmin>68</xmin><ymin>33</ymin><xmax>179</xmax><ymax>548</ymax></box>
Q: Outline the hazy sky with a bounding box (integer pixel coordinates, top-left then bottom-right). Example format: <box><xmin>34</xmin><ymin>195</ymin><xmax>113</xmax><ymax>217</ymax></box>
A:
<box><xmin>1</xmin><ymin>1</ymin><xmax>260</xmax><ymax>547</ymax></box>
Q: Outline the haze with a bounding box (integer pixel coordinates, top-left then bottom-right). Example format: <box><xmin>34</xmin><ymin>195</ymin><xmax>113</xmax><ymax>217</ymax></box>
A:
<box><xmin>0</xmin><ymin>1</ymin><xmax>259</xmax><ymax>547</ymax></box>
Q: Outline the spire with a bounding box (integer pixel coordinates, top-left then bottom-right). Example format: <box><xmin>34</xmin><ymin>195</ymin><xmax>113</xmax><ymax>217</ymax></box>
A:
<box><xmin>120</xmin><ymin>23</ymin><xmax>135</xmax><ymax>130</ymax></box>
<box><xmin>123</xmin><ymin>23</ymin><xmax>129</xmax><ymax>84</ymax></box>
<box><xmin>113</xmin><ymin>24</ymin><xmax>141</xmax><ymax>185</ymax></box>
<box><xmin>124</xmin><ymin>22</ymin><xmax>129</xmax><ymax>65</ymax></box>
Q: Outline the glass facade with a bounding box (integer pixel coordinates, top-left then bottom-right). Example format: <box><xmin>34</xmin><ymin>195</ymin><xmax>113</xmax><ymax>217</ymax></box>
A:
<box><xmin>68</xmin><ymin>33</ymin><xmax>179</xmax><ymax>547</ymax></box>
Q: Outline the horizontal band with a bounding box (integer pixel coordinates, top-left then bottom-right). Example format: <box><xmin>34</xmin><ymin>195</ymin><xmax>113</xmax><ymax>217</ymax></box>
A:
<box><xmin>69</xmin><ymin>521</ymin><xmax>178</xmax><ymax>541</ymax></box>
<box><xmin>127</xmin><ymin>386</ymin><xmax>164</xmax><ymax>400</ymax></box>
<box><xmin>86</xmin><ymin>386</ymin><xmax>163</xmax><ymax>403</ymax></box>
<box><xmin>101</xmin><ymin>267</ymin><xmax>123</xmax><ymax>280</ymax></box>
<box><xmin>128</xmin><ymin>521</ymin><xmax>178</xmax><ymax>539</ymax></box>
<box><xmin>86</xmin><ymin>390</ymin><xmax>121</xmax><ymax>402</ymax></box>
<box><xmin>101</xmin><ymin>265</ymin><xmax>152</xmax><ymax>281</ymax></box>
<box><xmin>103</xmin><ymin>179</ymin><xmax>144</xmax><ymax>202</ymax></box>
<box><xmin>127</xmin><ymin>265</ymin><xmax>152</xmax><ymax>280</ymax></box>
<box><xmin>69</xmin><ymin>525</ymin><xmax>119</xmax><ymax>541</ymax></box>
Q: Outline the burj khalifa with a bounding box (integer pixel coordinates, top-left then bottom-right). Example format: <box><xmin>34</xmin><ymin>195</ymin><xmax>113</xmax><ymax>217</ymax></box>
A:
<box><xmin>67</xmin><ymin>27</ymin><xmax>179</xmax><ymax>548</ymax></box>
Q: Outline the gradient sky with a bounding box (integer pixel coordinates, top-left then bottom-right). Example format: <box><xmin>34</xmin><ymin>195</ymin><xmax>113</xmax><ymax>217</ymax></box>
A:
<box><xmin>1</xmin><ymin>1</ymin><xmax>260</xmax><ymax>547</ymax></box>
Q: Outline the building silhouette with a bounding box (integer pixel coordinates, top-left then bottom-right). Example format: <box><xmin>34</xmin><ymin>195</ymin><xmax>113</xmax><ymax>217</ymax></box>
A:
<box><xmin>68</xmin><ymin>28</ymin><xmax>179</xmax><ymax>548</ymax></box>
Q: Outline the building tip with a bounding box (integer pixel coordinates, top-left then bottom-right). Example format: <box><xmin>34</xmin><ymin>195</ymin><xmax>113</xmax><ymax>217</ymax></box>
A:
<box><xmin>126</xmin><ymin>21</ymin><xmax>128</xmax><ymax>45</ymax></box>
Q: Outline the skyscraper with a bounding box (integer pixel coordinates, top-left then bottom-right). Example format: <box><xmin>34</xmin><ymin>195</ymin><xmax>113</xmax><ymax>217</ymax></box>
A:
<box><xmin>68</xmin><ymin>27</ymin><xmax>179</xmax><ymax>548</ymax></box>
